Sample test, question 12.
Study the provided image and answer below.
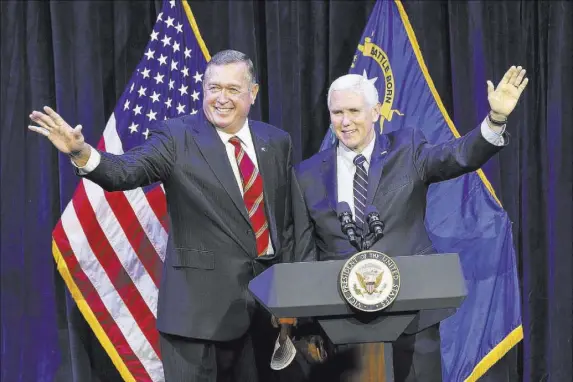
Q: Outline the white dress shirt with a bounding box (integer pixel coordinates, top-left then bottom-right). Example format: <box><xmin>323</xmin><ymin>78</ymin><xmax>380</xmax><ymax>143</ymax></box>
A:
<box><xmin>337</xmin><ymin>118</ymin><xmax>505</xmax><ymax>217</ymax></box>
<box><xmin>75</xmin><ymin>118</ymin><xmax>274</xmax><ymax>255</ymax></box>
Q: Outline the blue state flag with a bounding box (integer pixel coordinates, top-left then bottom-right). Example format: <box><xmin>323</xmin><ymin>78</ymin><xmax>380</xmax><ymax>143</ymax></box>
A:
<box><xmin>320</xmin><ymin>1</ymin><xmax>522</xmax><ymax>380</ymax></box>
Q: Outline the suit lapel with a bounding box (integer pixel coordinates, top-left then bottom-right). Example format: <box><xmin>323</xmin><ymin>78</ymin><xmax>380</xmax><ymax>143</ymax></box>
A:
<box><xmin>367</xmin><ymin>134</ymin><xmax>390</xmax><ymax>205</ymax></box>
<box><xmin>321</xmin><ymin>148</ymin><xmax>338</xmax><ymax>213</ymax></box>
<box><xmin>250</xmin><ymin>122</ymin><xmax>279</xmax><ymax>251</ymax></box>
<box><xmin>191</xmin><ymin>116</ymin><xmax>251</xmax><ymax>226</ymax></box>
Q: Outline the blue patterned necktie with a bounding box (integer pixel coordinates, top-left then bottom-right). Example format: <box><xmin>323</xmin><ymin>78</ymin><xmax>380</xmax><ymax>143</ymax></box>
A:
<box><xmin>353</xmin><ymin>154</ymin><xmax>368</xmax><ymax>229</ymax></box>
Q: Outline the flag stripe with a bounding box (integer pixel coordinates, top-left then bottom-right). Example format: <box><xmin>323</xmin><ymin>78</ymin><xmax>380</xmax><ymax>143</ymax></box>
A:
<box><xmin>52</xmin><ymin>1</ymin><xmax>212</xmax><ymax>379</ymax></box>
<box><xmin>100</xmin><ymin>117</ymin><xmax>170</xmax><ymax>256</ymax></box>
<box><xmin>101</xmin><ymin>115</ymin><xmax>170</xmax><ymax>236</ymax></box>
<box><xmin>71</xmin><ymin>182</ymin><xmax>161</xmax><ymax>360</ymax></box>
<box><xmin>100</xmin><ymin>113</ymin><xmax>124</xmax><ymax>154</ymax></box>
<box><xmin>84</xmin><ymin>179</ymin><xmax>161</xmax><ymax>305</ymax></box>
<box><xmin>52</xmin><ymin>221</ymin><xmax>152</xmax><ymax>382</ymax></box>
<box><xmin>143</xmin><ymin>186</ymin><xmax>170</xmax><ymax>234</ymax></box>
<box><xmin>123</xmin><ymin>187</ymin><xmax>168</xmax><ymax>261</ymax></box>
<box><xmin>102</xmin><ymin>188</ymin><xmax>164</xmax><ymax>287</ymax></box>
<box><xmin>56</xmin><ymin>150</ymin><xmax>165</xmax><ymax>380</ymax></box>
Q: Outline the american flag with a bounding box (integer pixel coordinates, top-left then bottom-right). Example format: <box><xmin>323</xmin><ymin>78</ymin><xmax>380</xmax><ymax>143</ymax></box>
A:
<box><xmin>51</xmin><ymin>1</ymin><xmax>209</xmax><ymax>381</ymax></box>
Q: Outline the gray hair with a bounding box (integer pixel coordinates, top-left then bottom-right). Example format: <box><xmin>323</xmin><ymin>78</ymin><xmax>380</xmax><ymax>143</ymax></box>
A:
<box><xmin>327</xmin><ymin>74</ymin><xmax>379</xmax><ymax>108</ymax></box>
<box><xmin>205</xmin><ymin>49</ymin><xmax>257</xmax><ymax>85</ymax></box>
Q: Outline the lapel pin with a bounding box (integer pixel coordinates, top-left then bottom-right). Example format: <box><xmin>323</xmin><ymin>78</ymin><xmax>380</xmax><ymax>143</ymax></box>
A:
<box><xmin>381</xmin><ymin>150</ymin><xmax>388</xmax><ymax>155</ymax></box>
<box><xmin>261</xmin><ymin>147</ymin><xmax>267</xmax><ymax>152</ymax></box>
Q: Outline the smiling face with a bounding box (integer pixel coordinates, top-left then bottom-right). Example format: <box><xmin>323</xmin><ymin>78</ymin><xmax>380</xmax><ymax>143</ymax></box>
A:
<box><xmin>202</xmin><ymin>62</ymin><xmax>259</xmax><ymax>134</ymax></box>
<box><xmin>328</xmin><ymin>89</ymin><xmax>380</xmax><ymax>153</ymax></box>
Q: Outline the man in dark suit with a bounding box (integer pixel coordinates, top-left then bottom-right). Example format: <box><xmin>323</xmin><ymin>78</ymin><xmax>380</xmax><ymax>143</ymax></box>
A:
<box><xmin>291</xmin><ymin>66</ymin><xmax>528</xmax><ymax>381</ymax></box>
<box><xmin>29</xmin><ymin>50</ymin><xmax>293</xmax><ymax>382</ymax></box>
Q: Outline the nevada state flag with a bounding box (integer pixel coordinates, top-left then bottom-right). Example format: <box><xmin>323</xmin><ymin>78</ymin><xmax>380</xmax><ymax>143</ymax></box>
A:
<box><xmin>320</xmin><ymin>1</ymin><xmax>522</xmax><ymax>381</ymax></box>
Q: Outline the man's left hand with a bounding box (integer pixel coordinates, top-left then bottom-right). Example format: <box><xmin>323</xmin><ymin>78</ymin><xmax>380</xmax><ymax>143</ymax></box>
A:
<box><xmin>487</xmin><ymin>65</ymin><xmax>529</xmax><ymax>120</ymax></box>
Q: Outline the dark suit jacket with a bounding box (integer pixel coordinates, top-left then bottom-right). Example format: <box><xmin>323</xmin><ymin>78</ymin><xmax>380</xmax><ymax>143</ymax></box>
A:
<box><xmin>293</xmin><ymin>124</ymin><xmax>505</xmax><ymax>262</ymax></box>
<box><xmin>292</xmin><ymin>124</ymin><xmax>505</xmax><ymax>335</ymax></box>
<box><xmin>83</xmin><ymin>111</ymin><xmax>293</xmax><ymax>341</ymax></box>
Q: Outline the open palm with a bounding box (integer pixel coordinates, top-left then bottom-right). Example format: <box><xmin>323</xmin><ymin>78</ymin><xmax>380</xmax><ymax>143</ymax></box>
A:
<box><xmin>28</xmin><ymin>106</ymin><xmax>86</xmax><ymax>154</ymax></box>
<box><xmin>487</xmin><ymin>66</ymin><xmax>529</xmax><ymax>118</ymax></box>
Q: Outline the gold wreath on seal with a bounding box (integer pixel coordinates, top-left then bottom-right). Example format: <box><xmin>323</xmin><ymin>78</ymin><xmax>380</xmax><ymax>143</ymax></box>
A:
<box><xmin>339</xmin><ymin>250</ymin><xmax>401</xmax><ymax>312</ymax></box>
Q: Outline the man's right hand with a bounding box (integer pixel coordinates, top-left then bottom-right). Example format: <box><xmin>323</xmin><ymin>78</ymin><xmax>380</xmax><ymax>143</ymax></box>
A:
<box><xmin>28</xmin><ymin>106</ymin><xmax>91</xmax><ymax>166</ymax></box>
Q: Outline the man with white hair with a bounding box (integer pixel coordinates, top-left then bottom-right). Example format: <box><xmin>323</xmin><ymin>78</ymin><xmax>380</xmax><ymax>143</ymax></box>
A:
<box><xmin>290</xmin><ymin>66</ymin><xmax>528</xmax><ymax>381</ymax></box>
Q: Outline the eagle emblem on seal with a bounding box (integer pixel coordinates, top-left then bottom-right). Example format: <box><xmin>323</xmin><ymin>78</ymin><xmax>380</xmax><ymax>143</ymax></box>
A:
<box><xmin>356</xmin><ymin>270</ymin><xmax>384</xmax><ymax>295</ymax></box>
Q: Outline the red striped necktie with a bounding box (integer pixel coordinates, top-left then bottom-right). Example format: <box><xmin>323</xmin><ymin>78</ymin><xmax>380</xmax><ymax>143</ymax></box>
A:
<box><xmin>229</xmin><ymin>136</ymin><xmax>270</xmax><ymax>257</ymax></box>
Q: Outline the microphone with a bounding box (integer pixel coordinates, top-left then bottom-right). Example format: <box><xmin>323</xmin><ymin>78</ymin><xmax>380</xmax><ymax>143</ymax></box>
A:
<box><xmin>337</xmin><ymin>202</ymin><xmax>361</xmax><ymax>251</ymax></box>
<box><xmin>365</xmin><ymin>206</ymin><xmax>385</xmax><ymax>243</ymax></box>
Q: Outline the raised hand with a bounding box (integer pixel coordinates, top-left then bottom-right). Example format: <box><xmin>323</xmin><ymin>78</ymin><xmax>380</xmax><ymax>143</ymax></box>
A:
<box><xmin>29</xmin><ymin>106</ymin><xmax>84</xmax><ymax>153</ymax></box>
<box><xmin>487</xmin><ymin>66</ymin><xmax>529</xmax><ymax>119</ymax></box>
<box><xmin>29</xmin><ymin>106</ymin><xmax>91</xmax><ymax>164</ymax></box>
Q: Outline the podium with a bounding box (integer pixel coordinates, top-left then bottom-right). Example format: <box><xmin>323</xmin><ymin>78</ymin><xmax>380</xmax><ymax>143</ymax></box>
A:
<box><xmin>248</xmin><ymin>253</ymin><xmax>467</xmax><ymax>381</ymax></box>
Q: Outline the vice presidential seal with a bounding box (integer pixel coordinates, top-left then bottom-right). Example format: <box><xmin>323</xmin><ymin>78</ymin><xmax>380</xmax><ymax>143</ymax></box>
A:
<box><xmin>339</xmin><ymin>250</ymin><xmax>400</xmax><ymax>312</ymax></box>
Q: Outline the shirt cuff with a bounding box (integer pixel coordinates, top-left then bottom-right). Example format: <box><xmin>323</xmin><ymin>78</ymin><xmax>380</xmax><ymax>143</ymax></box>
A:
<box><xmin>71</xmin><ymin>145</ymin><xmax>101</xmax><ymax>175</ymax></box>
<box><xmin>480</xmin><ymin>118</ymin><xmax>506</xmax><ymax>146</ymax></box>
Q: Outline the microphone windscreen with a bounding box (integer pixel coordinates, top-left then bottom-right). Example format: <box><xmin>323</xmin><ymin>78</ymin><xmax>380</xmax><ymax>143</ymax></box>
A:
<box><xmin>365</xmin><ymin>205</ymin><xmax>378</xmax><ymax>216</ymax></box>
<box><xmin>336</xmin><ymin>201</ymin><xmax>352</xmax><ymax>216</ymax></box>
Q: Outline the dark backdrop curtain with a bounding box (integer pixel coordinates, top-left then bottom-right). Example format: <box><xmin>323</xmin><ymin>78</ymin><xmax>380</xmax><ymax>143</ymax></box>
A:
<box><xmin>1</xmin><ymin>1</ymin><xmax>571</xmax><ymax>381</ymax></box>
